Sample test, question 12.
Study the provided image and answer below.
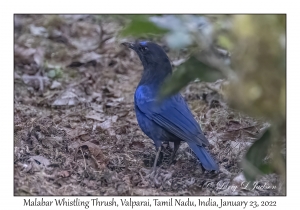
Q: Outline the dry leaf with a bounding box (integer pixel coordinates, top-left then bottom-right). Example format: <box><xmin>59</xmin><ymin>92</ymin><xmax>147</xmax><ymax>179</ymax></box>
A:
<box><xmin>98</xmin><ymin>120</ymin><xmax>112</xmax><ymax>130</ymax></box>
<box><xmin>31</xmin><ymin>155</ymin><xmax>50</xmax><ymax>166</ymax></box>
<box><xmin>50</xmin><ymin>81</ymin><xmax>62</xmax><ymax>89</ymax></box>
<box><xmin>86</xmin><ymin>110</ymin><xmax>105</xmax><ymax>122</ymax></box>
<box><xmin>58</xmin><ymin>170</ymin><xmax>70</xmax><ymax>178</ymax></box>
<box><xmin>14</xmin><ymin>45</ymin><xmax>36</xmax><ymax>63</ymax></box>
<box><xmin>80</xmin><ymin>142</ymin><xmax>108</xmax><ymax>169</ymax></box>
<box><xmin>30</xmin><ymin>24</ymin><xmax>48</xmax><ymax>37</ymax></box>
<box><xmin>52</xmin><ymin>90</ymin><xmax>79</xmax><ymax>106</ymax></box>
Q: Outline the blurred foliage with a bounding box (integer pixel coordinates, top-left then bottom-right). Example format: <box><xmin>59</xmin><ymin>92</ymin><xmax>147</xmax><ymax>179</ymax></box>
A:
<box><xmin>120</xmin><ymin>15</ymin><xmax>168</xmax><ymax>37</ymax></box>
<box><xmin>120</xmin><ymin>15</ymin><xmax>286</xmax><ymax>186</ymax></box>
<box><xmin>224</xmin><ymin>15</ymin><xmax>286</xmax><ymax>184</ymax></box>
<box><xmin>227</xmin><ymin>15</ymin><xmax>286</xmax><ymax>122</ymax></box>
<box><xmin>242</xmin><ymin>128</ymin><xmax>273</xmax><ymax>181</ymax></box>
<box><xmin>160</xmin><ymin>56</ymin><xmax>224</xmax><ymax>98</ymax></box>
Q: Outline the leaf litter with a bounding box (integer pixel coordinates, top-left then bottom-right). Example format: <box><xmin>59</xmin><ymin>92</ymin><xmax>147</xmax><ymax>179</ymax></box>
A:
<box><xmin>14</xmin><ymin>15</ymin><xmax>282</xmax><ymax>196</ymax></box>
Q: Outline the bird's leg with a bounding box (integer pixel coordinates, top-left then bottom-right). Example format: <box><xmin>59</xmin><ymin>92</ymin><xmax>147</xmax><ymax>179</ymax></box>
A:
<box><xmin>146</xmin><ymin>146</ymin><xmax>162</xmax><ymax>179</ymax></box>
<box><xmin>169</xmin><ymin>141</ymin><xmax>180</xmax><ymax>165</ymax></box>
<box><xmin>152</xmin><ymin>146</ymin><xmax>162</xmax><ymax>172</ymax></box>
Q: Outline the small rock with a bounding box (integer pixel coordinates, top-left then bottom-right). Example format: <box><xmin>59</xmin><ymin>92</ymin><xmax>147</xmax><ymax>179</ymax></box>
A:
<box><xmin>232</xmin><ymin>172</ymin><xmax>246</xmax><ymax>186</ymax></box>
<box><xmin>50</xmin><ymin>80</ymin><xmax>62</xmax><ymax>89</ymax></box>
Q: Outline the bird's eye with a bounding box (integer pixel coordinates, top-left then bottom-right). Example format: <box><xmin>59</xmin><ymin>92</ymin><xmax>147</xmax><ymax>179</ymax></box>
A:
<box><xmin>140</xmin><ymin>46</ymin><xmax>148</xmax><ymax>52</ymax></box>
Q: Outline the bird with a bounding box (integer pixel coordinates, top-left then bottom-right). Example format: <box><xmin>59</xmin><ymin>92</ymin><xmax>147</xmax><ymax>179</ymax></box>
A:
<box><xmin>122</xmin><ymin>41</ymin><xmax>219</xmax><ymax>172</ymax></box>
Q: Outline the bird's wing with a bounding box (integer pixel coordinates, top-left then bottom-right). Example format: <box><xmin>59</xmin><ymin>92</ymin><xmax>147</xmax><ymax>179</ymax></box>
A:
<box><xmin>135</xmin><ymin>86</ymin><xmax>209</xmax><ymax>146</ymax></box>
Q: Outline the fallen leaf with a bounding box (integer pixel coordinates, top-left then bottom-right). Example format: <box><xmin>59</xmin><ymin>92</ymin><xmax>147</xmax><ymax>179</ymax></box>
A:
<box><xmin>97</xmin><ymin>116</ymin><xmax>118</xmax><ymax>136</ymax></box>
<box><xmin>98</xmin><ymin>120</ymin><xmax>112</xmax><ymax>130</ymax></box>
<box><xmin>68</xmin><ymin>141</ymin><xmax>81</xmax><ymax>150</ymax></box>
<box><xmin>14</xmin><ymin>45</ymin><xmax>36</xmax><ymax>64</ymax></box>
<box><xmin>117</xmin><ymin>111</ymin><xmax>129</xmax><ymax>118</ymax></box>
<box><xmin>78</xmin><ymin>52</ymin><xmax>102</xmax><ymax>63</ymax></box>
<box><xmin>67</xmin><ymin>129</ymin><xmax>88</xmax><ymax>139</ymax></box>
<box><xmin>50</xmin><ymin>80</ymin><xmax>62</xmax><ymax>89</ymax></box>
<box><xmin>52</xmin><ymin>90</ymin><xmax>79</xmax><ymax>106</ymax></box>
<box><xmin>80</xmin><ymin>142</ymin><xmax>108</xmax><ymax>169</ymax></box>
<box><xmin>58</xmin><ymin>170</ymin><xmax>70</xmax><ymax>177</ymax></box>
<box><xmin>33</xmin><ymin>47</ymin><xmax>45</xmax><ymax>67</ymax></box>
<box><xmin>86</xmin><ymin>110</ymin><xmax>105</xmax><ymax>122</ymax></box>
<box><xmin>91</xmin><ymin>103</ymin><xmax>104</xmax><ymax>113</ymax></box>
<box><xmin>226</xmin><ymin>120</ymin><xmax>242</xmax><ymax>131</ymax></box>
<box><xmin>31</xmin><ymin>155</ymin><xmax>50</xmax><ymax>166</ymax></box>
<box><xmin>129</xmin><ymin>141</ymin><xmax>145</xmax><ymax>149</ymax></box>
<box><xmin>30</xmin><ymin>24</ymin><xmax>48</xmax><ymax>37</ymax></box>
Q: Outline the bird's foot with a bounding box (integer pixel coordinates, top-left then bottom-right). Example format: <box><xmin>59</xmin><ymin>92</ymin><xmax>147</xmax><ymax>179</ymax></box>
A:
<box><xmin>167</xmin><ymin>156</ymin><xmax>176</xmax><ymax>165</ymax></box>
<box><xmin>145</xmin><ymin>167</ymin><xmax>157</xmax><ymax>179</ymax></box>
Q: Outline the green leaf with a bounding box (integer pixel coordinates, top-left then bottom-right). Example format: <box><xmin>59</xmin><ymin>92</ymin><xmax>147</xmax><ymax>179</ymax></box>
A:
<box><xmin>258</xmin><ymin>163</ymin><xmax>274</xmax><ymax>174</ymax></box>
<box><xmin>48</xmin><ymin>70</ymin><xmax>56</xmax><ymax>78</ymax></box>
<box><xmin>217</xmin><ymin>35</ymin><xmax>233</xmax><ymax>50</ymax></box>
<box><xmin>242</xmin><ymin>128</ymin><xmax>273</xmax><ymax>181</ymax></box>
<box><xmin>48</xmin><ymin>68</ymin><xmax>63</xmax><ymax>79</ymax></box>
<box><xmin>159</xmin><ymin>56</ymin><xmax>224</xmax><ymax>99</ymax></box>
<box><xmin>120</xmin><ymin>16</ymin><xmax>168</xmax><ymax>37</ymax></box>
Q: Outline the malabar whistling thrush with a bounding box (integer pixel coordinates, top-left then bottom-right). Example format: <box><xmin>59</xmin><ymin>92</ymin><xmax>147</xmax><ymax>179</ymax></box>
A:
<box><xmin>122</xmin><ymin>41</ymin><xmax>219</xmax><ymax>171</ymax></box>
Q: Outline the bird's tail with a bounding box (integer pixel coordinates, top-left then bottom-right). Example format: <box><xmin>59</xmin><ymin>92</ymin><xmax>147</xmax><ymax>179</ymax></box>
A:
<box><xmin>187</xmin><ymin>142</ymin><xmax>219</xmax><ymax>171</ymax></box>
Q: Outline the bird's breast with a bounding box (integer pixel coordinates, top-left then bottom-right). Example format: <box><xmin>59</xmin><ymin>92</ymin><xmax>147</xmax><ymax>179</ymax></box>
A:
<box><xmin>134</xmin><ymin>85</ymin><xmax>157</xmax><ymax>104</ymax></box>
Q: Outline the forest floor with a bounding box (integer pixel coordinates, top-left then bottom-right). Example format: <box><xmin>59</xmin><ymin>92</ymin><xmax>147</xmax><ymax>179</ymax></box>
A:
<box><xmin>14</xmin><ymin>15</ymin><xmax>283</xmax><ymax>196</ymax></box>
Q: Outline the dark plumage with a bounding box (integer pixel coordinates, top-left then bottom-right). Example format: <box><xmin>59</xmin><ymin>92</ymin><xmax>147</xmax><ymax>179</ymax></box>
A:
<box><xmin>122</xmin><ymin>41</ymin><xmax>219</xmax><ymax>171</ymax></box>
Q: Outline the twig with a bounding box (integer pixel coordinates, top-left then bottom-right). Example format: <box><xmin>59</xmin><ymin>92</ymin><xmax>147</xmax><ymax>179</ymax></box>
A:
<box><xmin>139</xmin><ymin>171</ymin><xmax>145</xmax><ymax>182</ymax></box>
<box><xmin>90</xmin><ymin>154</ymin><xmax>101</xmax><ymax>169</ymax></box>
<box><xmin>226</xmin><ymin>125</ymin><xmax>256</xmax><ymax>132</ymax></box>
<box><xmin>80</xmin><ymin>147</ymin><xmax>87</xmax><ymax>170</ymax></box>
<box><xmin>67</xmin><ymin>77</ymin><xmax>89</xmax><ymax>88</ymax></box>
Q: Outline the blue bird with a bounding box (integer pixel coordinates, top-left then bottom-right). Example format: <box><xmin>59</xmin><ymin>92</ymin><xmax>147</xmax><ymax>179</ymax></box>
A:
<box><xmin>122</xmin><ymin>41</ymin><xmax>219</xmax><ymax>171</ymax></box>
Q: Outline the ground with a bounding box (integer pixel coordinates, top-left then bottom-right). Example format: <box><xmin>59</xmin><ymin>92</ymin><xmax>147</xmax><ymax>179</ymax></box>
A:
<box><xmin>14</xmin><ymin>15</ymin><xmax>283</xmax><ymax>196</ymax></box>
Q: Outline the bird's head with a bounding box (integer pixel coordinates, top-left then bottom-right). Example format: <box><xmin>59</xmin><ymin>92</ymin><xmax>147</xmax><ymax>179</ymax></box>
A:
<box><xmin>122</xmin><ymin>41</ymin><xmax>172</xmax><ymax>85</ymax></box>
<box><xmin>122</xmin><ymin>41</ymin><xmax>171</xmax><ymax>69</ymax></box>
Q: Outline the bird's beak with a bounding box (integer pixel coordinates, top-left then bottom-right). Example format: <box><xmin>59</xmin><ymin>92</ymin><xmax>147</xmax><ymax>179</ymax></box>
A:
<box><xmin>121</xmin><ymin>42</ymin><xmax>135</xmax><ymax>50</ymax></box>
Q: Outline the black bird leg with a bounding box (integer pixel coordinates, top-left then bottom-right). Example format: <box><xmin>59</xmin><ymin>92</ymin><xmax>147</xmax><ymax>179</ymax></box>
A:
<box><xmin>169</xmin><ymin>141</ymin><xmax>180</xmax><ymax>165</ymax></box>
<box><xmin>152</xmin><ymin>146</ymin><xmax>162</xmax><ymax>172</ymax></box>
